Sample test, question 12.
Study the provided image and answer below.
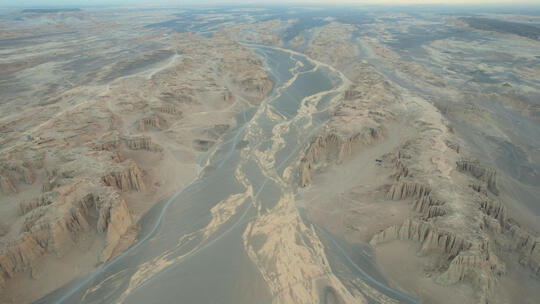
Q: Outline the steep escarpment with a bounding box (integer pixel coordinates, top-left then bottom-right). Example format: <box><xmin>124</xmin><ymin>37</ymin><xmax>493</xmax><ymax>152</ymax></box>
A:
<box><xmin>298</xmin><ymin>123</ymin><xmax>384</xmax><ymax>187</ymax></box>
<box><xmin>0</xmin><ymin>183</ymin><xmax>131</xmax><ymax>282</ymax></box>
<box><xmin>137</xmin><ymin>115</ymin><xmax>167</xmax><ymax>132</ymax></box>
<box><xmin>19</xmin><ymin>192</ymin><xmax>59</xmax><ymax>215</ymax></box>
<box><xmin>295</xmin><ymin>51</ymin><xmax>538</xmax><ymax>302</ymax></box>
<box><xmin>102</xmin><ymin>162</ymin><xmax>145</xmax><ymax>192</ymax></box>
<box><xmin>0</xmin><ymin>150</ymin><xmax>142</xmax><ymax>286</ymax></box>
<box><xmin>0</xmin><ymin>32</ymin><xmax>273</xmax><ymax>302</ymax></box>
<box><xmin>368</xmin><ymin>113</ymin><xmax>539</xmax><ymax>303</ymax></box>
<box><xmin>369</xmin><ymin>129</ymin><xmax>499</xmax><ymax>303</ymax></box>
<box><xmin>371</xmin><ymin>218</ymin><xmax>472</xmax><ymax>259</ymax></box>
<box><xmin>478</xmin><ymin>194</ymin><xmax>540</xmax><ymax>276</ymax></box>
<box><xmin>125</xmin><ymin>136</ymin><xmax>158</xmax><ymax>151</ymax></box>
<box><xmin>290</xmin><ymin>16</ymin><xmax>540</xmax><ymax>304</ymax></box>
<box><xmin>298</xmin><ymin>62</ymin><xmax>401</xmax><ymax>187</ymax></box>
<box><xmin>456</xmin><ymin>158</ymin><xmax>498</xmax><ymax>194</ymax></box>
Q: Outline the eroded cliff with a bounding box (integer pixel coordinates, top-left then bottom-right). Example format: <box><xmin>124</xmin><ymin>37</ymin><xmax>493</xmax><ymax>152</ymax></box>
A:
<box><xmin>0</xmin><ymin>31</ymin><xmax>273</xmax><ymax>302</ymax></box>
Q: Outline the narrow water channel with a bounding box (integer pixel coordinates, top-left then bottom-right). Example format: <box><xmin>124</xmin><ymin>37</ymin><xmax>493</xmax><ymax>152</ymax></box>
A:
<box><xmin>36</xmin><ymin>45</ymin><xmax>416</xmax><ymax>304</ymax></box>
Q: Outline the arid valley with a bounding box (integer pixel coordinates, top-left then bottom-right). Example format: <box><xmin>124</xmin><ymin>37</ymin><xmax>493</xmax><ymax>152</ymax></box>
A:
<box><xmin>0</xmin><ymin>5</ymin><xmax>539</xmax><ymax>304</ymax></box>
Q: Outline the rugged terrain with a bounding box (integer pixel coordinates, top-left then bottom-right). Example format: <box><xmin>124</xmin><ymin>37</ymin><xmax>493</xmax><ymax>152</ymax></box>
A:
<box><xmin>0</xmin><ymin>6</ymin><xmax>539</xmax><ymax>304</ymax></box>
<box><xmin>286</xmin><ymin>14</ymin><xmax>540</xmax><ymax>304</ymax></box>
<box><xmin>0</xmin><ymin>9</ymin><xmax>271</xmax><ymax>303</ymax></box>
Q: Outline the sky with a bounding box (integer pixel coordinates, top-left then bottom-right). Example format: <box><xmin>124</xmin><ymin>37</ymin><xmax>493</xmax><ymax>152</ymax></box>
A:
<box><xmin>2</xmin><ymin>0</ymin><xmax>540</xmax><ymax>8</ymax></box>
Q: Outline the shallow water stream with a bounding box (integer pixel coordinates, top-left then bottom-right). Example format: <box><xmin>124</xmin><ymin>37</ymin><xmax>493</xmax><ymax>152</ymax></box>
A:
<box><xmin>36</xmin><ymin>45</ymin><xmax>416</xmax><ymax>304</ymax></box>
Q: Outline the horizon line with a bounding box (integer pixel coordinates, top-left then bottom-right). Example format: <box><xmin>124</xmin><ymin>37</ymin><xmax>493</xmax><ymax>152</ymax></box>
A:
<box><xmin>3</xmin><ymin>2</ymin><xmax>540</xmax><ymax>9</ymax></box>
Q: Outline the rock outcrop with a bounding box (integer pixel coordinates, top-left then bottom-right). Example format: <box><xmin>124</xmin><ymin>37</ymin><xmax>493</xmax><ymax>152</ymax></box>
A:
<box><xmin>298</xmin><ymin>86</ymin><xmax>390</xmax><ymax>187</ymax></box>
<box><xmin>0</xmin><ymin>149</ymin><xmax>146</xmax><ymax>291</ymax></box>
<box><xmin>0</xmin><ymin>233</ymin><xmax>46</xmax><ymax>281</ymax></box>
<box><xmin>102</xmin><ymin>162</ymin><xmax>145</xmax><ymax>192</ymax></box>
<box><xmin>296</xmin><ymin>61</ymin><xmax>401</xmax><ymax>188</ymax></box>
<box><xmin>299</xmin><ymin>19</ymin><xmax>540</xmax><ymax>304</ymax></box>
<box><xmin>19</xmin><ymin>191</ymin><xmax>60</xmax><ymax>215</ymax></box>
<box><xmin>456</xmin><ymin>159</ymin><xmax>539</xmax><ymax>275</ymax></box>
<box><xmin>154</xmin><ymin>105</ymin><xmax>180</xmax><ymax>115</ymax></box>
<box><xmin>456</xmin><ymin>158</ymin><xmax>498</xmax><ymax>194</ymax></box>
<box><xmin>370</xmin><ymin>200</ymin><xmax>505</xmax><ymax>303</ymax></box>
<box><xmin>370</xmin><ymin>219</ymin><xmax>471</xmax><ymax>258</ymax></box>
<box><xmin>386</xmin><ymin>182</ymin><xmax>431</xmax><ymax>200</ymax></box>
<box><xmin>507</xmin><ymin>225</ymin><xmax>540</xmax><ymax>274</ymax></box>
<box><xmin>413</xmin><ymin>194</ymin><xmax>447</xmax><ymax>219</ymax></box>
<box><xmin>298</xmin><ymin>126</ymin><xmax>383</xmax><ymax>187</ymax></box>
<box><xmin>0</xmin><ymin>185</ymin><xmax>132</xmax><ymax>283</ymax></box>
<box><xmin>369</xmin><ymin>141</ymin><xmax>538</xmax><ymax>303</ymax></box>
<box><xmin>0</xmin><ymin>28</ymin><xmax>274</xmax><ymax>301</ymax></box>
<box><xmin>138</xmin><ymin>115</ymin><xmax>167</xmax><ymax>131</ymax></box>
<box><xmin>437</xmin><ymin>245</ymin><xmax>506</xmax><ymax>304</ymax></box>
<box><xmin>479</xmin><ymin>198</ymin><xmax>540</xmax><ymax>275</ymax></box>
<box><xmin>125</xmin><ymin>136</ymin><xmax>155</xmax><ymax>151</ymax></box>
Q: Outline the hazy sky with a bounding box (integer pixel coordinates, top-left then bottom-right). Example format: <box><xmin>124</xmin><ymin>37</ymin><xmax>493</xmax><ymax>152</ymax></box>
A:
<box><xmin>2</xmin><ymin>0</ymin><xmax>540</xmax><ymax>7</ymax></box>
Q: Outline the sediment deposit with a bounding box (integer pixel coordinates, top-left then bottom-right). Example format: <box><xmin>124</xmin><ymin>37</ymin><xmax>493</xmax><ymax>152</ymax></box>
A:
<box><xmin>0</xmin><ymin>10</ymin><xmax>272</xmax><ymax>302</ymax></box>
<box><xmin>1</xmin><ymin>6</ymin><xmax>539</xmax><ymax>304</ymax></box>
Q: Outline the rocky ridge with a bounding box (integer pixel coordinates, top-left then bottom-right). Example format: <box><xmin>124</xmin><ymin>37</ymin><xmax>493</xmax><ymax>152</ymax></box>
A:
<box><xmin>298</xmin><ymin>61</ymin><xmax>401</xmax><ymax>188</ymax></box>
<box><xmin>0</xmin><ymin>33</ymin><xmax>272</xmax><ymax>299</ymax></box>
<box><xmin>295</xmin><ymin>22</ymin><xmax>539</xmax><ymax>303</ymax></box>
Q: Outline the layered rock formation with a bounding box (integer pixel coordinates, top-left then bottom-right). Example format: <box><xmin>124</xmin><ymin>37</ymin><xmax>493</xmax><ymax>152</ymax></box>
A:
<box><xmin>101</xmin><ymin>162</ymin><xmax>145</xmax><ymax>192</ymax></box>
<box><xmin>0</xmin><ymin>29</ymin><xmax>273</xmax><ymax>301</ymax></box>
<box><xmin>138</xmin><ymin>115</ymin><xmax>166</xmax><ymax>131</ymax></box>
<box><xmin>298</xmin><ymin>124</ymin><xmax>384</xmax><ymax>187</ymax></box>
<box><xmin>0</xmin><ymin>183</ymin><xmax>132</xmax><ymax>281</ymax></box>
<box><xmin>298</xmin><ymin>62</ymin><xmax>400</xmax><ymax>187</ymax></box>
<box><xmin>295</xmin><ymin>20</ymin><xmax>540</xmax><ymax>303</ymax></box>
<box><xmin>125</xmin><ymin>136</ymin><xmax>156</xmax><ymax>151</ymax></box>
<box><xmin>19</xmin><ymin>192</ymin><xmax>59</xmax><ymax>215</ymax></box>
<box><xmin>368</xmin><ymin>124</ymin><xmax>538</xmax><ymax>303</ymax></box>
<box><xmin>456</xmin><ymin>158</ymin><xmax>498</xmax><ymax>194</ymax></box>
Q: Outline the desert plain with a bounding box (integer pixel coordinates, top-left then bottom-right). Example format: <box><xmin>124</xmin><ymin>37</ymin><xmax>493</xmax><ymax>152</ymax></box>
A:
<box><xmin>0</xmin><ymin>5</ymin><xmax>539</xmax><ymax>304</ymax></box>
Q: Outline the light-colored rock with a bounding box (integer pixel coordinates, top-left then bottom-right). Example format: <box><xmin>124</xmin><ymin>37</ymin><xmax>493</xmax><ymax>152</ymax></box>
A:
<box><xmin>102</xmin><ymin>162</ymin><xmax>145</xmax><ymax>192</ymax></box>
<box><xmin>0</xmin><ymin>26</ymin><xmax>274</xmax><ymax>300</ymax></box>
<box><xmin>125</xmin><ymin>136</ymin><xmax>155</xmax><ymax>151</ymax></box>
<box><xmin>386</xmin><ymin>182</ymin><xmax>431</xmax><ymax>200</ymax></box>
<box><xmin>0</xmin><ymin>184</ymin><xmax>132</xmax><ymax>282</ymax></box>
<box><xmin>456</xmin><ymin>158</ymin><xmax>498</xmax><ymax>194</ymax></box>
<box><xmin>19</xmin><ymin>191</ymin><xmax>60</xmax><ymax>215</ymax></box>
